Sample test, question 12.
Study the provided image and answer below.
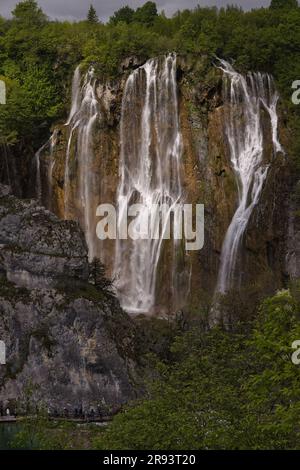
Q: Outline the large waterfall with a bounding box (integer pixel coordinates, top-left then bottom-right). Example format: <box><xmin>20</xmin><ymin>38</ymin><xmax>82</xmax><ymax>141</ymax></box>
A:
<box><xmin>215</xmin><ymin>60</ymin><xmax>283</xmax><ymax>294</ymax></box>
<box><xmin>35</xmin><ymin>55</ymin><xmax>284</xmax><ymax>316</ymax></box>
<box><xmin>114</xmin><ymin>53</ymin><xmax>185</xmax><ymax>315</ymax></box>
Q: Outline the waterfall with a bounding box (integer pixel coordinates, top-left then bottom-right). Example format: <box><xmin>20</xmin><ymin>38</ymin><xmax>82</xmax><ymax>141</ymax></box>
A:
<box><xmin>66</xmin><ymin>65</ymin><xmax>81</xmax><ymax>125</ymax></box>
<box><xmin>47</xmin><ymin>130</ymin><xmax>58</xmax><ymax>210</ymax></box>
<box><xmin>35</xmin><ymin>146</ymin><xmax>42</xmax><ymax>202</ymax></box>
<box><xmin>64</xmin><ymin>66</ymin><xmax>99</xmax><ymax>259</ymax></box>
<box><xmin>114</xmin><ymin>53</ymin><xmax>184</xmax><ymax>315</ymax></box>
<box><xmin>215</xmin><ymin>60</ymin><xmax>283</xmax><ymax>294</ymax></box>
<box><xmin>35</xmin><ymin>130</ymin><xmax>58</xmax><ymax>206</ymax></box>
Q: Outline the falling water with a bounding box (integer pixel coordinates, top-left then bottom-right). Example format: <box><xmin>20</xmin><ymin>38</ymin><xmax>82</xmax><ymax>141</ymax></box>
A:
<box><xmin>66</xmin><ymin>65</ymin><xmax>81</xmax><ymax>125</ymax></box>
<box><xmin>215</xmin><ymin>60</ymin><xmax>283</xmax><ymax>294</ymax></box>
<box><xmin>47</xmin><ymin>130</ymin><xmax>58</xmax><ymax>210</ymax></box>
<box><xmin>35</xmin><ymin>146</ymin><xmax>42</xmax><ymax>202</ymax></box>
<box><xmin>114</xmin><ymin>53</ymin><xmax>184</xmax><ymax>315</ymax></box>
<box><xmin>35</xmin><ymin>130</ymin><xmax>58</xmax><ymax>206</ymax></box>
<box><xmin>64</xmin><ymin>66</ymin><xmax>99</xmax><ymax>259</ymax></box>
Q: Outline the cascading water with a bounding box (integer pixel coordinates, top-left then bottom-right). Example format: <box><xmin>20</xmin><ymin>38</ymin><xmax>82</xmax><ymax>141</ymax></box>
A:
<box><xmin>64</xmin><ymin>66</ymin><xmax>99</xmax><ymax>260</ymax></box>
<box><xmin>114</xmin><ymin>53</ymin><xmax>185</xmax><ymax>315</ymax></box>
<box><xmin>66</xmin><ymin>65</ymin><xmax>81</xmax><ymax>126</ymax></box>
<box><xmin>35</xmin><ymin>146</ymin><xmax>42</xmax><ymax>202</ymax></box>
<box><xmin>47</xmin><ymin>130</ymin><xmax>58</xmax><ymax>210</ymax></box>
<box><xmin>35</xmin><ymin>130</ymin><xmax>58</xmax><ymax>206</ymax></box>
<box><xmin>215</xmin><ymin>60</ymin><xmax>283</xmax><ymax>294</ymax></box>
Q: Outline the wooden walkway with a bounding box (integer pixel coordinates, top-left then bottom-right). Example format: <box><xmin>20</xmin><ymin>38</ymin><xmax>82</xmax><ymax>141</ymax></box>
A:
<box><xmin>0</xmin><ymin>416</ymin><xmax>16</xmax><ymax>423</ymax></box>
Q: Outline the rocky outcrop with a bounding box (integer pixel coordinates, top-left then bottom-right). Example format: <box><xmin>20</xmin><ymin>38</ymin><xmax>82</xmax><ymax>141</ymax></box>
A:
<box><xmin>0</xmin><ymin>184</ymin><xmax>89</xmax><ymax>288</ymax></box>
<box><xmin>0</xmin><ymin>186</ymin><xmax>140</xmax><ymax>414</ymax></box>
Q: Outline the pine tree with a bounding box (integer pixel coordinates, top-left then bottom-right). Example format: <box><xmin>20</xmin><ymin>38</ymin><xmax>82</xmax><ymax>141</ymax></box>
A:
<box><xmin>89</xmin><ymin>258</ymin><xmax>115</xmax><ymax>295</ymax></box>
<box><xmin>87</xmin><ymin>4</ymin><xmax>99</xmax><ymax>23</ymax></box>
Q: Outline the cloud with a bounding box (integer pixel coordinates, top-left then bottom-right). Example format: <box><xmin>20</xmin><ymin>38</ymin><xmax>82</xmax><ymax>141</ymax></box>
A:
<box><xmin>0</xmin><ymin>0</ymin><xmax>271</xmax><ymax>22</ymax></box>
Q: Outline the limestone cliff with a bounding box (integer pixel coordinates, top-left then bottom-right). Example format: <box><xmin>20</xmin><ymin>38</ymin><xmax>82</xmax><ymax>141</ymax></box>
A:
<box><xmin>0</xmin><ymin>185</ymin><xmax>140</xmax><ymax>415</ymax></box>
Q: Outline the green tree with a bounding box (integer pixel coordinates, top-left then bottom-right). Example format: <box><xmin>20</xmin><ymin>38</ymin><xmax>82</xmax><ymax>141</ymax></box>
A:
<box><xmin>12</xmin><ymin>0</ymin><xmax>47</xmax><ymax>27</ymax></box>
<box><xmin>0</xmin><ymin>66</ymin><xmax>61</xmax><ymax>146</ymax></box>
<box><xmin>244</xmin><ymin>289</ymin><xmax>300</xmax><ymax>448</ymax></box>
<box><xmin>109</xmin><ymin>5</ymin><xmax>135</xmax><ymax>25</ymax></box>
<box><xmin>134</xmin><ymin>1</ymin><xmax>158</xmax><ymax>27</ymax></box>
<box><xmin>270</xmin><ymin>0</ymin><xmax>298</xmax><ymax>9</ymax></box>
<box><xmin>87</xmin><ymin>4</ymin><xmax>99</xmax><ymax>23</ymax></box>
<box><xmin>89</xmin><ymin>257</ymin><xmax>115</xmax><ymax>295</ymax></box>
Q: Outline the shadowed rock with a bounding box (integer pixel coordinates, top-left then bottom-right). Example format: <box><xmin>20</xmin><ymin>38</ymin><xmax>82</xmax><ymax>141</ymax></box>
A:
<box><xmin>0</xmin><ymin>188</ymin><xmax>140</xmax><ymax>415</ymax></box>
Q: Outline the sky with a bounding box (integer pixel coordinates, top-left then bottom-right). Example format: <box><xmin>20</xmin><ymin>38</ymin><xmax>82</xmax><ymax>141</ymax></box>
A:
<box><xmin>0</xmin><ymin>0</ymin><xmax>271</xmax><ymax>22</ymax></box>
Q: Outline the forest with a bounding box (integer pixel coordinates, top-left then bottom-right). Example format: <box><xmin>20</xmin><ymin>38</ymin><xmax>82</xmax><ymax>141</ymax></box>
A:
<box><xmin>0</xmin><ymin>0</ymin><xmax>299</xmax><ymax>153</ymax></box>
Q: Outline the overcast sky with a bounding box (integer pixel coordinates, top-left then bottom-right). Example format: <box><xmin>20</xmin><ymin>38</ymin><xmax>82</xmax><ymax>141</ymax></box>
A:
<box><xmin>0</xmin><ymin>0</ymin><xmax>271</xmax><ymax>22</ymax></box>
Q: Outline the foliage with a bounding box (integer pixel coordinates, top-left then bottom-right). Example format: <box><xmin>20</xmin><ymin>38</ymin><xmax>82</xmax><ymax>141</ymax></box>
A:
<box><xmin>109</xmin><ymin>6</ymin><xmax>135</xmax><ymax>25</ymax></box>
<box><xmin>9</xmin><ymin>417</ymin><xmax>102</xmax><ymax>450</ymax></box>
<box><xmin>93</xmin><ymin>288</ymin><xmax>300</xmax><ymax>450</ymax></box>
<box><xmin>12</xmin><ymin>0</ymin><xmax>47</xmax><ymax>27</ymax></box>
<box><xmin>270</xmin><ymin>0</ymin><xmax>299</xmax><ymax>10</ymax></box>
<box><xmin>0</xmin><ymin>0</ymin><xmax>300</xmax><ymax>166</ymax></box>
<box><xmin>134</xmin><ymin>1</ymin><xmax>158</xmax><ymax>27</ymax></box>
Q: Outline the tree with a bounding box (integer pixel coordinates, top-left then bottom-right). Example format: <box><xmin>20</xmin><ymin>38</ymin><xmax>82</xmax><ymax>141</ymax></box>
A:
<box><xmin>12</xmin><ymin>0</ymin><xmax>47</xmax><ymax>27</ymax></box>
<box><xmin>109</xmin><ymin>5</ymin><xmax>135</xmax><ymax>25</ymax></box>
<box><xmin>87</xmin><ymin>4</ymin><xmax>99</xmax><ymax>23</ymax></box>
<box><xmin>243</xmin><ymin>288</ymin><xmax>300</xmax><ymax>448</ymax></box>
<box><xmin>270</xmin><ymin>0</ymin><xmax>298</xmax><ymax>9</ymax></box>
<box><xmin>88</xmin><ymin>258</ymin><xmax>114</xmax><ymax>295</ymax></box>
<box><xmin>134</xmin><ymin>1</ymin><xmax>158</xmax><ymax>27</ymax></box>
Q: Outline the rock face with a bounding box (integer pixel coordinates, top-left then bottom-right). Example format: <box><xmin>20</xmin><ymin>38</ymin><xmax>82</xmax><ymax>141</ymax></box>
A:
<box><xmin>33</xmin><ymin>54</ymin><xmax>293</xmax><ymax>316</ymax></box>
<box><xmin>286</xmin><ymin>196</ymin><xmax>300</xmax><ymax>280</ymax></box>
<box><xmin>0</xmin><ymin>186</ymin><xmax>139</xmax><ymax>414</ymax></box>
<box><xmin>0</xmin><ymin>184</ymin><xmax>89</xmax><ymax>288</ymax></box>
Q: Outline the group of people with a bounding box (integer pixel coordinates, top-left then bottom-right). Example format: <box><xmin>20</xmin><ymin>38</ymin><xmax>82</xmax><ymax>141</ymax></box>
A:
<box><xmin>0</xmin><ymin>402</ymin><xmax>114</xmax><ymax>421</ymax></box>
<box><xmin>48</xmin><ymin>405</ymin><xmax>107</xmax><ymax>421</ymax></box>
